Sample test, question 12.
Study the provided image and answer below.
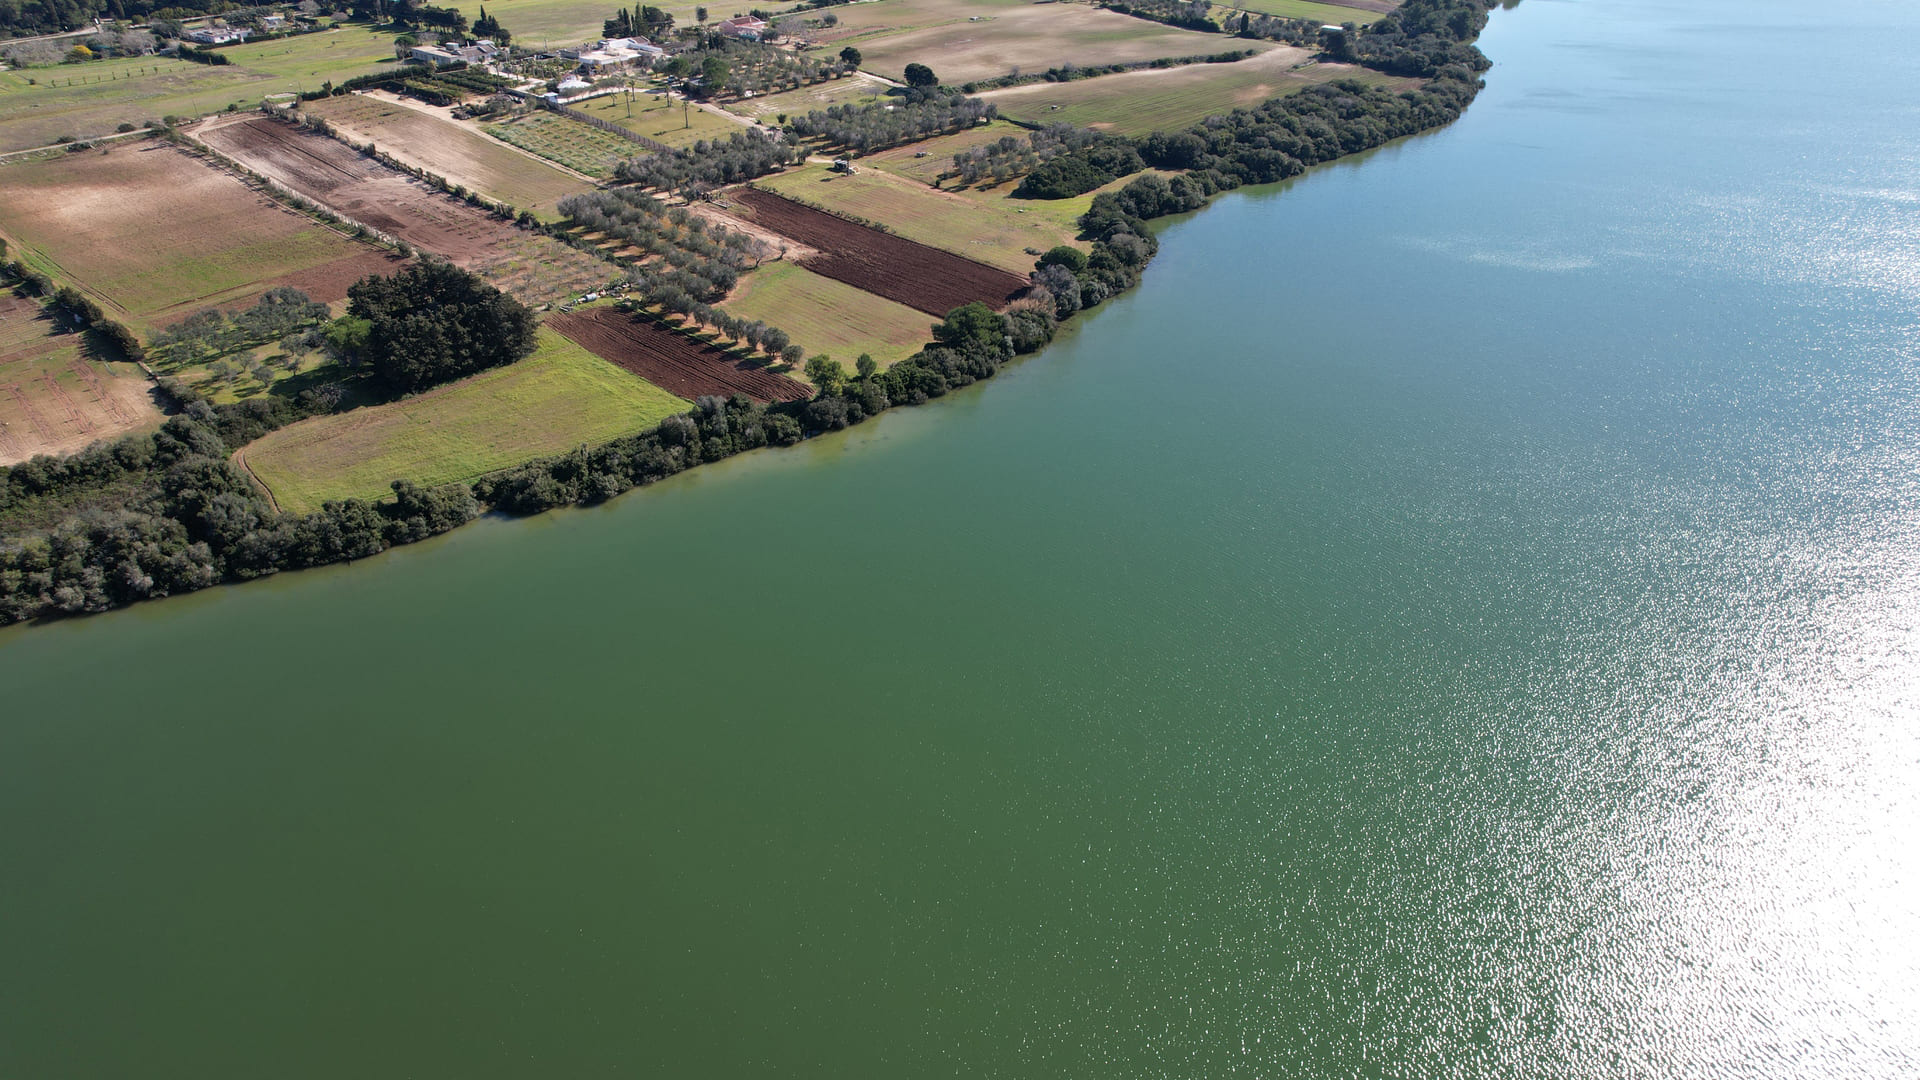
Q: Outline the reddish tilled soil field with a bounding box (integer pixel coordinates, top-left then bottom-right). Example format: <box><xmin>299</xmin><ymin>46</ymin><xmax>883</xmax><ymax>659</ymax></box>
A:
<box><xmin>198</xmin><ymin>117</ymin><xmax>515</xmax><ymax>263</ymax></box>
<box><xmin>548</xmin><ymin>308</ymin><xmax>812</xmax><ymax>404</ymax></box>
<box><xmin>730</xmin><ymin>188</ymin><xmax>1029</xmax><ymax>317</ymax></box>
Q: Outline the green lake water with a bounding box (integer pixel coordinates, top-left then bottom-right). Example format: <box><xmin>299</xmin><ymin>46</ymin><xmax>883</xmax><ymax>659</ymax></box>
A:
<box><xmin>5</xmin><ymin>1</ymin><xmax>1919</xmax><ymax>1075</ymax></box>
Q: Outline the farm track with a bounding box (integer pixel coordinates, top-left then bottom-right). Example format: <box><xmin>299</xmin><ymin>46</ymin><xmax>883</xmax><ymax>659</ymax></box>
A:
<box><xmin>6</xmin><ymin>382</ymin><xmax>56</xmax><ymax>444</ymax></box>
<box><xmin>731</xmin><ymin>188</ymin><xmax>1029</xmax><ymax>317</ymax></box>
<box><xmin>548</xmin><ymin>308</ymin><xmax>812</xmax><ymax>404</ymax></box>
<box><xmin>68</xmin><ymin>360</ymin><xmax>137</xmax><ymax>427</ymax></box>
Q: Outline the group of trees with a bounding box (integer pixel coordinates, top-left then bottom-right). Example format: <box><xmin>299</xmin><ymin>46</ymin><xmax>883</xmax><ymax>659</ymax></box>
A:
<box><xmin>342</xmin><ymin>262</ymin><xmax>538</xmax><ymax>393</ymax></box>
<box><xmin>784</xmin><ymin>90</ymin><xmax>993</xmax><ymax>154</ymax></box>
<box><xmin>471</xmin><ymin>5</ymin><xmax>507</xmax><ymax>44</ymax></box>
<box><xmin>1014</xmin><ymin>133</ymin><xmax>1145</xmax><ymax>199</ymax></box>
<box><xmin>664</xmin><ymin>38</ymin><xmax>850</xmax><ymax>100</ymax></box>
<box><xmin>614</xmin><ymin>129</ymin><xmax>794</xmax><ymax>197</ymax></box>
<box><xmin>1339</xmin><ymin>0</ymin><xmax>1494</xmax><ymax>77</ymax></box>
<box><xmin>2</xmin><ymin>27</ymin><xmax>155</xmax><ymax>64</ymax></box>
<box><xmin>1121</xmin><ymin>72</ymin><xmax>1482</xmax><ymax>191</ymax></box>
<box><xmin>0</xmin><ymin>402</ymin><xmax>479</xmax><ymax>625</ymax></box>
<box><xmin>604</xmin><ymin>4</ymin><xmax>672</xmax><ymax>39</ymax></box>
<box><xmin>151</xmin><ymin>288</ymin><xmax>330</xmax><ymax>367</ymax></box>
<box><xmin>948</xmin><ymin>122</ymin><xmax>1129</xmax><ymax>191</ymax></box>
<box><xmin>559</xmin><ymin>187</ymin><xmax>763</xmax><ymax>304</ymax></box>
<box><xmin>0</xmin><ymin>0</ymin><xmax>230</xmax><ymax>38</ymax></box>
<box><xmin>1102</xmin><ymin>0</ymin><xmax>1217</xmax><ymax>34</ymax></box>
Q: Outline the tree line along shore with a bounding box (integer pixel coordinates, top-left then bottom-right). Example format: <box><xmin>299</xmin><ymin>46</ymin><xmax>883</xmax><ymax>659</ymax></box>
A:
<box><xmin>0</xmin><ymin>0</ymin><xmax>1497</xmax><ymax>626</ymax></box>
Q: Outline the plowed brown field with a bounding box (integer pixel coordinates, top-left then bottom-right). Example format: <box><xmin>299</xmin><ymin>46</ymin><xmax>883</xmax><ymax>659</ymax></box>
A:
<box><xmin>731</xmin><ymin>188</ymin><xmax>1029</xmax><ymax>317</ymax></box>
<box><xmin>198</xmin><ymin>116</ymin><xmax>515</xmax><ymax>262</ymax></box>
<box><xmin>548</xmin><ymin>308</ymin><xmax>812</xmax><ymax>404</ymax></box>
<box><xmin>193</xmin><ymin>116</ymin><xmax>608</xmax><ymax>304</ymax></box>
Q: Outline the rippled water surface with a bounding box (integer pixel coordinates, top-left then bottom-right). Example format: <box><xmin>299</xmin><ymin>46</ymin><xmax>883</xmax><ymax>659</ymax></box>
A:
<box><xmin>4</xmin><ymin>1</ymin><xmax>1918</xmax><ymax>1076</ymax></box>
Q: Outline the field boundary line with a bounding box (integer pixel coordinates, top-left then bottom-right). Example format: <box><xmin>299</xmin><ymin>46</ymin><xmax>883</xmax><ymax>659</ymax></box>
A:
<box><xmin>351</xmin><ymin>89</ymin><xmax>609</xmax><ymax>187</ymax></box>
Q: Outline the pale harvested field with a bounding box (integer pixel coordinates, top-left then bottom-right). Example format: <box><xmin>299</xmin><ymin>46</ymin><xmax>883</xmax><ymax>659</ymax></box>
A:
<box><xmin>0</xmin><ymin>141</ymin><xmax>395</xmax><ymax>327</ymax></box>
<box><xmin>978</xmin><ymin>51</ymin><xmax>1413</xmax><ymax>136</ymax></box>
<box><xmin>305</xmin><ymin>93</ymin><xmax>588</xmax><ymax>216</ymax></box>
<box><xmin>0</xmin><ymin>293</ymin><xmax>163</xmax><ymax>465</ymax></box>
<box><xmin>843</xmin><ymin>3</ymin><xmax>1234</xmax><ymax>85</ymax></box>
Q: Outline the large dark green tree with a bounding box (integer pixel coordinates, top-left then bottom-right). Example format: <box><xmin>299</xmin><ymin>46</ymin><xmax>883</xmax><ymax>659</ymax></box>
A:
<box><xmin>902</xmin><ymin>62</ymin><xmax>937</xmax><ymax>89</ymax></box>
<box><xmin>347</xmin><ymin>262</ymin><xmax>538</xmax><ymax>394</ymax></box>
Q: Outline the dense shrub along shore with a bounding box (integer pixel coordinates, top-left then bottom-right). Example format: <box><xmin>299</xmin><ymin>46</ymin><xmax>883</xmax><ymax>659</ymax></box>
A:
<box><xmin>0</xmin><ymin>0</ymin><xmax>1496</xmax><ymax>627</ymax></box>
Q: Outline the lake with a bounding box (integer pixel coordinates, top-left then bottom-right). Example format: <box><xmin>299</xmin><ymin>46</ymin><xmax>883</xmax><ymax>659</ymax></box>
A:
<box><xmin>3</xmin><ymin>0</ymin><xmax>1917</xmax><ymax>1075</ymax></box>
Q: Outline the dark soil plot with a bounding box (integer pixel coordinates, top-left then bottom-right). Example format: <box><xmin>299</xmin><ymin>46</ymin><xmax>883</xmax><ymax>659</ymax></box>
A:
<box><xmin>731</xmin><ymin>188</ymin><xmax>1029</xmax><ymax>317</ymax></box>
<box><xmin>548</xmin><ymin>308</ymin><xmax>812</xmax><ymax>404</ymax></box>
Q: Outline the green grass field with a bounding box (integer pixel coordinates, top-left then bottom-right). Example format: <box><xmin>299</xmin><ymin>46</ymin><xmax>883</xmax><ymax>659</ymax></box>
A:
<box><xmin>243</xmin><ymin>329</ymin><xmax>688</xmax><ymax>513</ymax></box>
<box><xmin>567</xmin><ymin>91</ymin><xmax>751</xmax><ymax>149</ymax></box>
<box><xmin>978</xmin><ymin>53</ymin><xmax>1410</xmax><ymax>137</ymax></box>
<box><xmin>722</xmin><ymin>262</ymin><xmax>935</xmax><ymax>369</ymax></box>
<box><xmin>486</xmin><ymin>110</ymin><xmax>637</xmax><ymax>179</ymax></box>
<box><xmin>1215</xmin><ymin>0</ymin><xmax>1386</xmax><ymax>25</ymax></box>
<box><xmin>215</xmin><ymin>26</ymin><xmax>412</xmax><ymax>86</ymax></box>
<box><xmin>0</xmin><ymin>57</ymin><xmax>274</xmax><ymax>152</ymax></box>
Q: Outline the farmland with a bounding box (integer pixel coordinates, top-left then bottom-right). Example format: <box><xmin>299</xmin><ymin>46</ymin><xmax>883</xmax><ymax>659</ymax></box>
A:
<box><xmin>548</xmin><ymin>307</ymin><xmax>814</xmax><ymax>403</ymax></box>
<box><xmin>194</xmin><ymin>115</ymin><xmax>610</xmax><ymax>303</ymax></box>
<box><xmin>485</xmin><ymin>109</ymin><xmax>637</xmax><ymax>179</ymax></box>
<box><xmin>0</xmin><ymin>291</ymin><xmax>163</xmax><ymax>465</ymax></box>
<box><xmin>746</xmin><ymin>158</ymin><xmax>1082</xmax><ymax>274</ymax></box>
<box><xmin>832</xmin><ymin>1</ymin><xmax>1233</xmax><ymax>85</ymax></box>
<box><xmin>1216</xmin><ymin>0</ymin><xmax>1391</xmax><ymax>23</ymax></box>
<box><xmin>240</xmin><ymin>329</ymin><xmax>688</xmax><ymax>513</ymax></box>
<box><xmin>978</xmin><ymin>51</ymin><xmax>1413</xmax><ymax>136</ymax></box>
<box><xmin>722</xmin><ymin>262</ymin><xmax>936</xmax><ymax>370</ymax></box>
<box><xmin>0</xmin><ymin>142</ymin><xmax>395</xmax><ymax>328</ymax></box>
<box><xmin>727</xmin><ymin>188</ymin><xmax>1029</xmax><ymax>317</ymax></box>
<box><xmin>303</xmin><ymin>94</ymin><xmax>586</xmax><ymax>215</ymax></box>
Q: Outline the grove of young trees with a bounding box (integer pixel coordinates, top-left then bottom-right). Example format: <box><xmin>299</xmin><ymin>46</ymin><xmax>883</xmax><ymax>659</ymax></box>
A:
<box><xmin>615</xmin><ymin>129</ymin><xmax>794</xmax><ymax>196</ymax></box>
<box><xmin>784</xmin><ymin>91</ymin><xmax>993</xmax><ymax>155</ymax></box>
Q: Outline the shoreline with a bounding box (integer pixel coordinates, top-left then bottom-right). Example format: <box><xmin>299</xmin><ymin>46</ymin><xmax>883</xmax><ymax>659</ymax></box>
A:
<box><xmin>0</xmin><ymin>0</ymin><xmax>1501</xmax><ymax>629</ymax></box>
